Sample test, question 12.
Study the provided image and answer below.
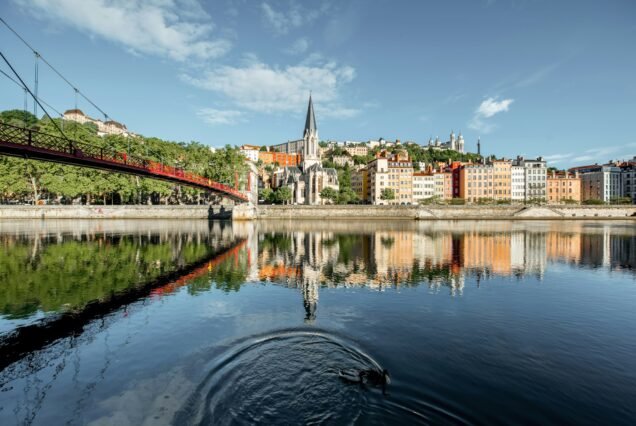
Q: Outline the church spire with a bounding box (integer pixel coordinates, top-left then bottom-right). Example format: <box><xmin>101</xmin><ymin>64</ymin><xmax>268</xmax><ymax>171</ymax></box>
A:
<box><xmin>304</xmin><ymin>93</ymin><xmax>317</xmax><ymax>136</ymax></box>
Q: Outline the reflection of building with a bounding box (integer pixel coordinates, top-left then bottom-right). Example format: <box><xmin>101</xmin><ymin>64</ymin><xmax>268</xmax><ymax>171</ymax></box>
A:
<box><xmin>254</xmin><ymin>222</ymin><xmax>635</xmax><ymax>320</ymax></box>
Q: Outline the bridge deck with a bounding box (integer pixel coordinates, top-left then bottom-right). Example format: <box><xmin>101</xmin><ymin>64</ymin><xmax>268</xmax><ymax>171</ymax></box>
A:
<box><xmin>0</xmin><ymin>123</ymin><xmax>248</xmax><ymax>202</ymax></box>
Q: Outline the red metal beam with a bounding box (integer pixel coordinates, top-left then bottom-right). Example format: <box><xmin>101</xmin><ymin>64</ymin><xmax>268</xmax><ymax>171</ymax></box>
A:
<box><xmin>0</xmin><ymin>123</ymin><xmax>248</xmax><ymax>202</ymax></box>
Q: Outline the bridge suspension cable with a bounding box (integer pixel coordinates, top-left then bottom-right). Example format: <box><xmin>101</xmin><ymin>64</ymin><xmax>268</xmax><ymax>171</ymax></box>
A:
<box><xmin>0</xmin><ymin>50</ymin><xmax>69</xmax><ymax>141</ymax></box>
<box><xmin>0</xmin><ymin>16</ymin><xmax>115</xmax><ymax>123</ymax></box>
<box><xmin>0</xmin><ymin>68</ymin><xmax>65</xmax><ymax>118</ymax></box>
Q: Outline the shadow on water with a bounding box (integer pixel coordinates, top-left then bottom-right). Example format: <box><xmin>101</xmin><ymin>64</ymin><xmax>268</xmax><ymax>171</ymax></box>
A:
<box><xmin>0</xmin><ymin>238</ymin><xmax>246</xmax><ymax>373</ymax></box>
<box><xmin>174</xmin><ymin>327</ymin><xmax>470</xmax><ymax>425</ymax></box>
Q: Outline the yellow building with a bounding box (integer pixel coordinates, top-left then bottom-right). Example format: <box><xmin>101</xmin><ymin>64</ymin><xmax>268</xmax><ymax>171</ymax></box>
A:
<box><xmin>547</xmin><ymin>171</ymin><xmax>581</xmax><ymax>204</ymax></box>
<box><xmin>492</xmin><ymin>160</ymin><xmax>512</xmax><ymax>201</ymax></box>
<box><xmin>351</xmin><ymin>168</ymin><xmax>369</xmax><ymax>201</ymax></box>
<box><xmin>367</xmin><ymin>150</ymin><xmax>414</xmax><ymax>205</ymax></box>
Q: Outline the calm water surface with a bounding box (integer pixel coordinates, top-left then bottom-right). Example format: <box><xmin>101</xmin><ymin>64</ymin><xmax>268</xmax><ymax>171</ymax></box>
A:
<box><xmin>0</xmin><ymin>219</ymin><xmax>635</xmax><ymax>425</ymax></box>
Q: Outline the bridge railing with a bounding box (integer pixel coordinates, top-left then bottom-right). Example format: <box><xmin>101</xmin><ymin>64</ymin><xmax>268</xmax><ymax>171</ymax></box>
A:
<box><xmin>0</xmin><ymin>122</ymin><xmax>247</xmax><ymax>201</ymax></box>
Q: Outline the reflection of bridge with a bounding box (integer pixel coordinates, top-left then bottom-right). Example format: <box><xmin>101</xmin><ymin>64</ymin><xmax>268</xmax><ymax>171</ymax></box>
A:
<box><xmin>0</xmin><ymin>123</ymin><xmax>249</xmax><ymax>203</ymax></box>
<box><xmin>0</xmin><ymin>237</ymin><xmax>246</xmax><ymax>372</ymax></box>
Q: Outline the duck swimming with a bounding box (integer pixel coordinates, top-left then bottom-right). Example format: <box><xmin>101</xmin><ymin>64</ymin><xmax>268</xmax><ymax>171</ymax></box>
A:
<box><xmin>339</xmin><ymin>368</ymin><xmax>390</xmax><ymax>393</ymax></box>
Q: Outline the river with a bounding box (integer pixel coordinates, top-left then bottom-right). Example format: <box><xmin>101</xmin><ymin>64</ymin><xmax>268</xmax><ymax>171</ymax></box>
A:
<box><xmin>0</xmin><ymin>219</ymin><xmax>635</xmax><ymax>425</ymax></box>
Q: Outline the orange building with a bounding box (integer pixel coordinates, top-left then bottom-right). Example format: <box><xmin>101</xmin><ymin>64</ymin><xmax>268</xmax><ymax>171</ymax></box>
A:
<box><xmin>459</xmin><ymin>164</ymin><xmax>494</xmax><ymax>202</ymax></box>
<box><xmin>259</xmin><ymin>151</ymin><xmax>301</xmax><ymax>167</ymax></box>
<box><xmin>547</xmin><ymin>171</ymin><xmax>581</xmax><ymax>204</ymax></box>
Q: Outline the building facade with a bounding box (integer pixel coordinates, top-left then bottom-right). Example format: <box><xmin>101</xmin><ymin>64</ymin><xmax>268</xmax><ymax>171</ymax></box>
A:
<box><xmin>367</xmin><ymin>150</ymin><xmax>414</xmax><ymax>205</ymax></box>
<box><xmin>412</xmin><ymin>172</ymin><xmax>435</xmax><ymax>203</ymax></box>
<box><xmin>514</xmin><ymin>157</ymin><xmax>547</xmax><ymax>202</ymax></box>
<box><xmin>63</xmin><ymin>109</ymin><xmax>134</xmax><ymax>137</ymax></box>
<box><xmin>547</xmin><ymin>171</ymin><xmax>581</xmax><ymax>204</ymax></box>
<box><xmin>239</xmin><ymin>145</ymin><xmax>260</xmax><ymax>162</ymax></box>
<box><xmin>575</xmin><ymin>165</ymin><xmax>622</xmax><ymax>202</ymax></box>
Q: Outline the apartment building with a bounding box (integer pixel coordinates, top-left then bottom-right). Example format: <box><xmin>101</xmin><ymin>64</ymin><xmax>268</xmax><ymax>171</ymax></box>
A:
<box><xmin>547</xmin><ymin>171</ymin><xmax>581</xmax><ymax>203</ymax></box>
<box><xmin>351</xmin><ymin>168</ymin><xmax>368</xmax><ymax>201</ymax></box>
<box><xmin>514</xmin><ymin>157</ymin><xmax>547</xmax><ymax>202</ymax></box>
<box><xmin>239</xmin><ymin>145</ymin><xmax>260</xmax><ymax>162</ymax></box>
<box><xmin>259</xmin><ymin>151</ymin><xmax>301</xmax><ymax>167</ymax></box>
<box><xmin>573</xmin><ymin>164</ymin><xmax>622</xmax><ymax>202</ymax></box>
<box><xmin>511</xmin><ymin>164</ymin><xmax>525</xmax><ymax>202</ymax></box>
<box><xmin>412</xmin><ymin>172</ymin><xmax>435</xmax><ymax>203</ymax></box>
<box><xmin>459</xmin><ymin>163</ymin><xmax>495</xmax><ymax>202</ymax></box>
<box><xmin>492</xmin><ymin>160</ymin><xmax>512</xmax><ymax>201</ymax></box>
<box><xmin>367</xmin><ymin>150</ymin><xmax>413</xmax><ymax>205</ymax></box>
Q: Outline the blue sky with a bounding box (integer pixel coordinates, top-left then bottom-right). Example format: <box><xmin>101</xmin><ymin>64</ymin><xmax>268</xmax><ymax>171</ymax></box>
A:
<box><xmin>1</xmin><ymin>0</ymin><xmax>634</xmax><ymax>167</ymax></box>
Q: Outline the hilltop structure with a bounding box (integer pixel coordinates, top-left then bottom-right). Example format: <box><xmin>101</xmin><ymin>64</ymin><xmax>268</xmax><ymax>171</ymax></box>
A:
<box><xmin>427</xmin><ymin>130</ymin><xmax>465</xmax><ymax>153</ymax></box>
<box><xmin>63</xmin><ymin>109</ymin><xmax>135</xmax><ymax>137</ymax></box>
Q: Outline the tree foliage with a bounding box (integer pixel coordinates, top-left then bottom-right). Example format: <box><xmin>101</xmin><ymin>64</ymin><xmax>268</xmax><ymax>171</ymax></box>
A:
<box><xmin>0</xmin><ymin>111</ymin><xmax>248</xmax><ymax>204</ymax></box>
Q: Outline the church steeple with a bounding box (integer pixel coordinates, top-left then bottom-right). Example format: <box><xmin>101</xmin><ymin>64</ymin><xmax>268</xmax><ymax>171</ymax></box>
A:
<box><xmin>304</xmin><ymin>93</ymin><xmax>317</xmax><ymax>136</ymax></box>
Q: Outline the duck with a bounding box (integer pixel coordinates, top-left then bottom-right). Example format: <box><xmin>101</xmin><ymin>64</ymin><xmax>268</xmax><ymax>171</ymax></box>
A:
<box><xmin>339</xmin><ymin>368</ymin><xmax>390</xmax><ymax>392</ymax></box>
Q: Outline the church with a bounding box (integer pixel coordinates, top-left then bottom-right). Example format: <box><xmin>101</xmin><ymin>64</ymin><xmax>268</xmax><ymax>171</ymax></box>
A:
<box><xmin>276</xmin><ymin>95</ymin><xmax>339</xmax><ymax>205</ymax></box>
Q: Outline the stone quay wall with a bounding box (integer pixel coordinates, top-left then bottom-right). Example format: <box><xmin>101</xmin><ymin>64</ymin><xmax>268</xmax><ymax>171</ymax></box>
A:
<box><xmin>254</xmin><ymin>205</ymin><xmax>636</xmax><ymax>220</ymax></box>
<box><xmin>0</xmin><ymin>204</ymin><xmax>634</xmax><ymax>221</ymax></box>
<box><xmin>0</xmin><ymin>205</ymin><xmax>229</xmax><ymax>219</ymax></box>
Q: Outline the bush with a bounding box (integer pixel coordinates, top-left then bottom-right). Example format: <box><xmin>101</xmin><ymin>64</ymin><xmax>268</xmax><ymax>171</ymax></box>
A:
<box><xmin>449</xmin><ymin>198</ymin><xmax>465</xmax><ymax>205</ymax></box>
<box><xmin>583</xmin><ymin>199</ymin><xmax>605</xmax><ymax>205</ymax></box>
<box><xmin>610</xmin><ymin>197</ymin><xmax>632</xmax><ymax>205</ymax></box>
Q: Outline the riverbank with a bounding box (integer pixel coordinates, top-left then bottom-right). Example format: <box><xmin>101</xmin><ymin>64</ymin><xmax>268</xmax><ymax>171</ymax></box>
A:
<box><xmin>1</xmin><ymin>204</ymin><xmax>635</xmax><ymax>220</ymax></box>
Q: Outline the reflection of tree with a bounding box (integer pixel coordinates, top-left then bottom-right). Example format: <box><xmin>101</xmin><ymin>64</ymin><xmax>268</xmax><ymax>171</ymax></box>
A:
<box><xmin>186</xmin><ymin>248</ymin><xmax>250</xmax><ymax>293</ymax></box>
<box><xmin>380</xmin><ymin>236</ymin><xmax>395</xmax><ymax>249</ymax></box>
<box><xmin>0</xmin><ymin>234</ymin><xmax>212</xmax><ymax>319</ymax></box>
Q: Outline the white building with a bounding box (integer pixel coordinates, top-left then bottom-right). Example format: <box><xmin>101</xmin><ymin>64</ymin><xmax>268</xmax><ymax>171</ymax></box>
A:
<box><xmin>239</xmin><ymin>145</ymin><xmax>260</xmax><ymax>163</ymax></box>
<box><xmin>426</xmin><ymin>130</ymin><xmax>465</xmax><ymax>153</ymax></box>
<box><xmin>511</xmin><ymin>164</ymin><xmax>526</xmax><ymax>202</ymax></box>
<box><xmin>513</xmin><ymin>156</ymin><xmax>547</xmax><ymax>202</ymax></box>
<box><xmin>412</xmin><ymin>172</ymin><xmax>435</xmax><ymax>203</ymax></box>
<box><xmin>63</xmin><ymin>109</ymin><xmax>135</xmax><ymax>137</ymax></box>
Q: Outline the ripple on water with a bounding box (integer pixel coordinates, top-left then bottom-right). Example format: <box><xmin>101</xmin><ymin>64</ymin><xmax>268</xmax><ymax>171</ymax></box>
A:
<box><xmin>173</xmin><ymin>328</ymin><xmax>467</xmax><ymax>425</ymax></box>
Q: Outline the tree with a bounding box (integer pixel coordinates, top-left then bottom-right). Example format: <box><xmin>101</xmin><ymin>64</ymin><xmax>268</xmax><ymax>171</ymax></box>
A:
<box><xmin>259</xmin><ymin>146</ymin><xmax>268</xmax><ymax>152</ymax></box>
<box><xmin>274</xmin><ymin>186</ymin><xmax>292</xmax><ymax>204</ymax></box>
<box><xmin>380</xmin><ymin>188</ymin><xmax>395</xmax><ymax>201</ymax></box>
<box><xmin>320</xmin><ymin>187</ymin><xmax>338</xmax><ymax>204</ymax></box>
<box><xmin>337</xmin><ymin>187</ymin><xmax>359</xmax><ymax>204</ymax></box>
<box><xmin>0</xmin><ymin>109</ymin><xmax>37</xmax><ymax>127</ymax></box>
<box><xmin>260</xmin><ymin>187</ymin><xmax>273</xmax><ymax>203</ymax></box>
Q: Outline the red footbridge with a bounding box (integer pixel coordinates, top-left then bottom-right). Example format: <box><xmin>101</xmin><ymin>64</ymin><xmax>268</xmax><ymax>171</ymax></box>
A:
<box><xmin>0</xmin><ymin>122</ymin><xmax>249</xmax><ymax>202</ymax></box>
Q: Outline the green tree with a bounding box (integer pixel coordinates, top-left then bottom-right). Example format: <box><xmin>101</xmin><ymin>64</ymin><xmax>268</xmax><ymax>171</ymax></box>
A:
<box><xmin>320</xmin><ymin>187</ymin><xmax>338</xmax><ymax>204</ymax></box>
<box><xmin>260</xmin><ymin>187</ymin><xmax>273</xmax><ymax>203</ymax></box>
<box><xmin>380</xmin><ymin>188</ymin><xmax>396</xmax><ymax>201</ymax></box>
<box><xmin>274</xmin><ymin>186</ymin><xmax>292</xmax><ymax>204</ymax></box>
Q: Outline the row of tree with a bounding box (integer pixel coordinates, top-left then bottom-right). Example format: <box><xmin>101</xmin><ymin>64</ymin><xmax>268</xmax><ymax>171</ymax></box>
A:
<box><xmin>0</xmin><ymin>110</ymin><xmax>249</xmax><ymax>205</ymax></box>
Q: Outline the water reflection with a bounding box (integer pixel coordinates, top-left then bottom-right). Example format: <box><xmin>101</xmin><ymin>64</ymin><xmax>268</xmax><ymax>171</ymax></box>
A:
<box><xmin>254</xmin><ymin>221</ymin><xmax>635</xmax><ymax>319</ymax></box>
<box><xmin>0</xmin><ymin>219</ymin><xmax>635</xmax><ymax>425</ymax></box>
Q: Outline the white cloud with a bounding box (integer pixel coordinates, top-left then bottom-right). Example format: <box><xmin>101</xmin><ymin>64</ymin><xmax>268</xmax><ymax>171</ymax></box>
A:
<box><xmin>15</xmin><ymin>0</ymin><xmax>231</xmax><ymax>61</ymax></box>
<box><xmin>196</xmin><ymin>108</ymin><xmax>243</xmax><ymax>125</ymax></box>
<box><xmin>285</xmin><ymin>38</ymin><xmax>309</xmax><ymax>55</ymax></box>
<box><xmin>260</xmin><ymin>2</ymin><xmax>330</xmax><ymax>35</ymax></box>
<box><xmin>182</xmin><ymin>58</ymin><xmax>358</xmax><ymax>118</ymax></box>
<box><xmin>468</xmin><ymin>97</ymin><xmax>514</xmax><ymax>133</ymax></box>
